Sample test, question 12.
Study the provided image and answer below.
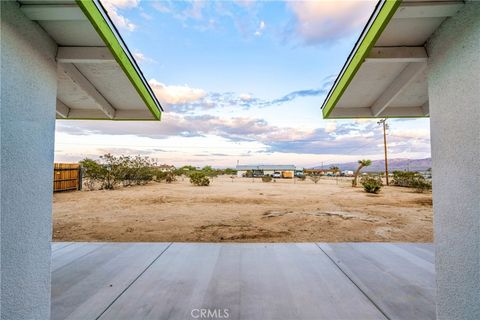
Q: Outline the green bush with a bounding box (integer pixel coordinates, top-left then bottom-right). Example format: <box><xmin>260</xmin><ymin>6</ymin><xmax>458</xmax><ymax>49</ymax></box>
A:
<box><xmin>189</xmin><ymin>172</ymin><xmax>210</xmax><ymax>186</ymax></box>
<box><xmin>80</xmin><ymin>154</ymin><xmax>159</xmax><ymax>190</ymax></box>
<box><xmin>392</xmin><ymin>171</ymin><xmax>431</xmax><ymax>192</ymax></box>
<box><xmin>412</xmin><ymin>179</ymin><xmax>432</xmax><ymax>193</ymax></box>
<box><xmin>165</xmin><ymin>172</ymin><xmax>176</xmax><ymax>184</ymax></box>
<box><xmin>361</xmin><ymin>176</ymin><xmax>383</xmax><ymax>194</ymax></box>
<box><xmin>262</xmin><ymin>176</ymin><xmax>272</xmax><ymax>182</ymax></box>
<box><xmin>79</xmin><ymin>158</ymin><xmax>103</xmax><ymax>190</ymax></box>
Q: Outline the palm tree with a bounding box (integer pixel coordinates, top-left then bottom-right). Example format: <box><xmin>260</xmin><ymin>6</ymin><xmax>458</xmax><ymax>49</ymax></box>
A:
<box><xmin>352</xmin><ymin>159</ymin><xmax>372</xmax><ymax>187</ymax></box>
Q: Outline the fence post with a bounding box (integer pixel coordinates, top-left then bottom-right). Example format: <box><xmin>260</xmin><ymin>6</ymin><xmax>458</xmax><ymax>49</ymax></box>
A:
<box><xmin>78</xmin><ymin>166</ymin><xmax>83</xmax><ymax>191</ymax></box>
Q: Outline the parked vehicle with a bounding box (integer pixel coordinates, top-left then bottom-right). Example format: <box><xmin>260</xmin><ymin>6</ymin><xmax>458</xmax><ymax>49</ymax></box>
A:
<box><xmin>282</xmin><ymin>171</ymin><xmax>294</xmax><ymax>179</ymax></box>
<box><xmin>272</xmin><ymin>172</ymin><xmax>282</xmax><ymax>178</ymax></box>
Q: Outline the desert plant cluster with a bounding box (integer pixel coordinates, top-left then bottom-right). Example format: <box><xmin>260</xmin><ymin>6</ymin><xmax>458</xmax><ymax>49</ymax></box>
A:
<box><xmin>262</xmin><ymin>175</ymin><xmax>273</xmax><ymax>183</ymax></box>
<box><xmin>360</xmin><ymin>176</ymin><xmax>383</xmax><ymax>194</ymax></box>
<box><xmin>189</xmin><ymin>172</ymin><xmax>211</xmax><ymax>186</ymax></box>
<box><xmin>80</xmin><ymin>154</ymin><xmax>236</xmax><ymax>190</ymax></box>
<box><xmin>392</xmin><ymin>171</ymin><xmax>432</xmax><ymax>193</ymax></box>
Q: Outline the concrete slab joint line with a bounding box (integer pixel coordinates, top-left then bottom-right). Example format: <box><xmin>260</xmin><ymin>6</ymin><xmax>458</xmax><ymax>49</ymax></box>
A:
<box><xmin>94</xmin><ymin>242</ymin><xmax>173</xmax><ymax>320</ymax></box>
<box><xmin>315</xmin><ymin>244</ymin><xmax>390</xmax><ymax>320</ymax></box>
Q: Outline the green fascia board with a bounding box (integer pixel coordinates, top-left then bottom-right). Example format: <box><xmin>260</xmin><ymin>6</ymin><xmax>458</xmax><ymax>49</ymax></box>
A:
<box><xmin>326</xmin><ymin>115</ymin><xmax>428</xmax><ymax>120</ymax></box>
<box><xmin>321</xmin><ymin>0</ymin><xmax>401</xmax><ymax>119</ymax></box>
<box><xmin>76</xmin><ymin>0</ymin><xmax>162</xmax><ymax>121</ymax></box>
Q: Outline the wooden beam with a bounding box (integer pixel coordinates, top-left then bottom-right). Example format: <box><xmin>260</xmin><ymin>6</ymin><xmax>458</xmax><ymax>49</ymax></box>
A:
<box><xmin>20</xmin><ymin>4</ymin><xmax>87</xmax><ymax>21</ymax></box>
<box><xmin>58</xmin><ymin>63</ymin><xmax>116</xmax><ymax>119</ymax></box>
<box><xmin>365</xmin><ymin>47</ymin><xmax>428</xmax><ymax>63</ymax></box>
<box><xmin>57</xmin><ymin>47</ymin><xmax>115</xmax><ymax>64</ymax></box>
<box><xmin>56</xmin><ymin>100</ymin><xmax>70</xmax><ymax>118</ymax></box>
<box><xmin>394</xmin><ymin>1</ymin><xmax>464</xmax><ymax>19</ymax></box>
<box><xmin>371</xmin><ymin>62</ymin><xmax>427</xmax><ymax>117</ymax></box>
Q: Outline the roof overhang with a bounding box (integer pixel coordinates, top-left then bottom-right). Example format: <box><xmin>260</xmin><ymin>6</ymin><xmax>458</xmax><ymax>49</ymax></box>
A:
<box><xmin>19</xmin><ymin>0</ymin><xmax>163</xmax><ymax>120</ymax></box>
<box><xmin>321</xmin><ymin>0</ymin><xmax>464</xmax><ymax>119</ymax></box>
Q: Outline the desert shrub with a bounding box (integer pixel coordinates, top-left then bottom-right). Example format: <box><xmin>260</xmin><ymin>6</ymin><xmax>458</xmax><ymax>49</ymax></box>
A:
<box><xmin>224</xmin><ymin>168</ymin><xmax>237</xmax><ymax>175</ymax></box>
<box><xmin>119</xmin><ymin>155</ymin><xmax>156</xmax><ymax>186</ymax></box>
<box><xmin>309</xmin><ymin>175</ymin><xmax>321</xmax><ymax>184</ymax></box>
<box><xmin>361</xmin><ymin>176</ymin><xmax>383</xmax><ymax>193</ymax></box>
<box><xmin>153</xmin><ymin>170</ymin><xmax>167</xmax><ymax>182</ymax></box>
<box><xmin>79</xmin><ymin>158</ymin><xmax>103</xmax><ymax>190</ymax></box>
<box><xmin>165</xmin><ymin>172</ymin><xmax>177</xmax><ymax>183</ymax></box>
<box><xmin>189</xmin><ymin>172</ymin><xmax>210</xmax><ymax>186</ymax></box>
<box><xmin>297</xmin><ymin>175</ymin><xmax>306</xmax><ymax>181</ymax></box>
<box><xmin>79</xmin><ymin>154</ymin><xmax>161</xmax><ymax>190</ymax></box>
<box><xmin>262</xmin><ymin>175</ymin><xmax>273</xmax><ymax>183</ymax></box>
<box><xmin>392</xmin><ymin>171</ymin><xmax>431</xmax><ymax>192</ymax></box>
<box><xmin>97</xmin><ymin>154</ymin><xmax>123</xmax><ymax>189</ymax></box>
<box><xmin>412</xmin><ymin>179</ymin><xmax>432</xmax><ymax>193</ymax></box>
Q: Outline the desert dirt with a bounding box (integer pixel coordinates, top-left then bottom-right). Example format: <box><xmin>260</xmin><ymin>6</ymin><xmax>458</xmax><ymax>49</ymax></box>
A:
<box><xmin>52</xmin><ymin>176</ymin><xmax>433</xmax><ymax>242</ymax></box>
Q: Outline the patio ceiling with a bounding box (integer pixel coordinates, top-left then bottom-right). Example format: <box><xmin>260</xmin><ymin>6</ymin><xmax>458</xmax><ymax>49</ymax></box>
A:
<box><xmin>321</xmin><ymin>0</ymin><xmax>464</xmax><ymax>119</ymax></box>
<box><xmin>19</xmin><ymin>0</ymin><xmax>163</xmax><ymax>120</ymax></box>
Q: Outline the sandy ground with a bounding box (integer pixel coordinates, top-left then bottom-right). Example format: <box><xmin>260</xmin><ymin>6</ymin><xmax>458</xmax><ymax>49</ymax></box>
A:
<box><xmin>53</xmin><ymin>176</ymin><xmax>433</xmax><ymax>242</ymax></box>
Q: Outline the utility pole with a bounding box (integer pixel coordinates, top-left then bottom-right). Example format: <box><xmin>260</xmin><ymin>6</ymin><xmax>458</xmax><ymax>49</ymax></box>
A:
<box><xmin>377</xmin><ymin>118</ymin><xmax>389</xmax><ymax>185</ymax></box>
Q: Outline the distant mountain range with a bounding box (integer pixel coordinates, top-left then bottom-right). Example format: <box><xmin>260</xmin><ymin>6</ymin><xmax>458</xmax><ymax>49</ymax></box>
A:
<box><xmin>313</xmin><ymin>158</ymin><xmax>432</xmax><ymax>172</ymax></box>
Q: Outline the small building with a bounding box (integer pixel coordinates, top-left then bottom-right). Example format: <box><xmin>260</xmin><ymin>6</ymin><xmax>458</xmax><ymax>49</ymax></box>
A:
<box><xmin>236</xmin><ymin>165</ymin><xmax>296</xmax><ymax>178</ymax></box>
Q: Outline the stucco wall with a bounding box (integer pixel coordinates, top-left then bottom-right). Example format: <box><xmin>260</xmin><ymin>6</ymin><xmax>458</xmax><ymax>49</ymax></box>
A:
<box><xmin>1</xmin><ymin>2</ymin><xmax>57</xmax><ymax>319</ymax></box>
<box><xmin>427</xmin><ymin>2</ymin><xmax>480</xmax><ymax>319</ymax></box>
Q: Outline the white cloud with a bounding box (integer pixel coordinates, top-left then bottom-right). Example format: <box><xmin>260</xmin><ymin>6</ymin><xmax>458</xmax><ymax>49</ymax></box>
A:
<box><xmin>287</xmin><ymin>0</ymin><xmax>376</xmax><ymax>45</ymax></box>
<box><xmin>101</xmin><ymin>0</ymin><xmax>139</xmax><ymax>31</ymax></box>
<box><xmin>149</xmin><ymin>79</ymin><xmax>207</xmax><ymax>105</ymax></box>
<box><xmin>133</xmin><ymin>50</ymin><xmax>156</xmax><ymax>64</ymax></box>
<box><xmin>239</xmin><ymin>93</ymin><xmax>252</xmax><ymax>101</ymax></box>
<box><xmin>324</xmin><ymin>121</ymin><xmax>337</xmax><ymax>133</ymax></box>
<box><xmin>254</xmin><ymin>20</ymin><xmax>266</xmax><ymax>36</ymax></box>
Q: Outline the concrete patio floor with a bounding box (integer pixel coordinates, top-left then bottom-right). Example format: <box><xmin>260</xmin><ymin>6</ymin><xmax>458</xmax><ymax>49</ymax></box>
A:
<box><xmin>51</xmin><ymin>242</ymin><xmax>435</xmax><ymax>320</ymax></box>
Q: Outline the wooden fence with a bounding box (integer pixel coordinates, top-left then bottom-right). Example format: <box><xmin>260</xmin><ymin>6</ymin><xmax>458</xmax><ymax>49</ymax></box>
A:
<box><xmin>53</xmin><ymin>163</ymin><xmax>82</xmax><ymax>192</ymax></box>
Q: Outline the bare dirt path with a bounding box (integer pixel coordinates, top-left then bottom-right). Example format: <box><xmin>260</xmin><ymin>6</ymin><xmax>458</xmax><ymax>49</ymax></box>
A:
<box><xmin>53</xmin><ymin>176</ymin><xmax>433</xmax><ymax>242</ymax></box>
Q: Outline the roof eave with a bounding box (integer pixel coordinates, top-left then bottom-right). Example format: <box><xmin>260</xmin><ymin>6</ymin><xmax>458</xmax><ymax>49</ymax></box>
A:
<box><xmin>76</xmin><ymin>0</ymin><xmax>163</xmax><ymax>120</ymax></box>
<box><xmin>321</xmin><ymin>0</ymin><xmax>401</xmax><ymax>119</ymax></box>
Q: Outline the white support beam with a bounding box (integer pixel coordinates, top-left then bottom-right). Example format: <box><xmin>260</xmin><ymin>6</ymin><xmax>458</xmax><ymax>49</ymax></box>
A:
<box><xmin>67</xmin><ymin>109</ymin><xmax>155</xmax><ymax>120</ymax></box>
<box><xmin>329</xmin><ymin>107</ymin><xmax>373</xmax><ymax>118</ymax></box>
<box><xmin>20</xmin><ymin>4</ymin><xmax>87</xmax><ymax>21</ymax></box>
<box><xmin>56</xmin><ymin>100</ymin><xmax>70</xmax><ymax>118</ymax></box>
<box><xmin>394</xmin><ymin>1</ymin><xmax>464</xmax><ymax>19</ymax></box>
<box><xmin>58</xmin><ymin>63</ymin><xmax>116</xmax><ymax>119</ymax></box>
<box><xmin>56</xmin><ymin>47</ymin><xmax>115</xmax><ymax>64</ymax></box>
<box><xmin>371</xmin><ymin>62</ymin><xmax>427</xmax><ymax>117</ymax></box>
<box><xmin>365</xmin><ymin>47</ymin><xmax>428</xmax><ymax>63</ymax></box>
<box><xmin>379</xmin><ymin>107</ymin><xmax>426</xmax><ymax>117</ymax></box>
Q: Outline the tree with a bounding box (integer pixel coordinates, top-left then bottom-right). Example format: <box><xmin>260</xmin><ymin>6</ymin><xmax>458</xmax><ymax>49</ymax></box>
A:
<box><xmin>352</xmin><ymin>159</ymin><xmax>372</xmax><ymax>187</ymax></box>
<box><xmin>309</xmin><ymin>175</ymin><xmax>321</xmax><ymax>184</ymax></box>
<box><xmin>329</xmin><ymin>166</ymin><xmax>340</xmax><ymax>175</ymax></box>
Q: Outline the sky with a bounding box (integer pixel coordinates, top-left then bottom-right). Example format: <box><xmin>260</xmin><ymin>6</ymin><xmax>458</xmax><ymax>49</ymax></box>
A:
<box><xmin>55</xmin><ymin>0</ymin><xmax>431</xmax><ymax>168</ymax></box>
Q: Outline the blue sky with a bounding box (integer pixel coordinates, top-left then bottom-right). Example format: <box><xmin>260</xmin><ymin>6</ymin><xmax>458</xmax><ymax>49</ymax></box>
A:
<box><xmin>55</xmin><ymin>0</ymin><xmax>431</xmax><ymax>168</ymax></box>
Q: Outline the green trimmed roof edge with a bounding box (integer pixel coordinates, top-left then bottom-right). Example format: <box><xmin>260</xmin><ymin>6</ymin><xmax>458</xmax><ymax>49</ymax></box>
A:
<box><xmin>76</xmin><ymin>0</ymin><xmax>162</xmax><ymax>121</ymax></box>
<box><xmin>321</xmin><ymin>0</ymin><xmax>401</xmax><ymax>119</ymax></box>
